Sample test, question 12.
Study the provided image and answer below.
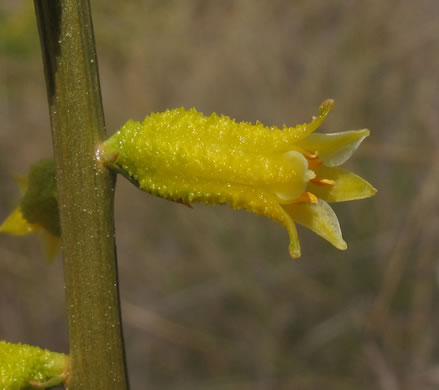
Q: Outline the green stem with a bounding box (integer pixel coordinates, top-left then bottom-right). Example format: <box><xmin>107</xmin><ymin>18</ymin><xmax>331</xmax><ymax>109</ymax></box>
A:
<box><xmin>34</xmin><ymin>1</ymin><xmax>129</xmax><ymax>388</ymax></box>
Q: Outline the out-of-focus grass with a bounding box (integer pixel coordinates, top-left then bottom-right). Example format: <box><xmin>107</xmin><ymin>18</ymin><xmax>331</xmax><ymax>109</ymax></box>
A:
<box><xmin>1</xmin><ymin>1</ymin><xmax>439</xmax><ymax>389</ymax></box>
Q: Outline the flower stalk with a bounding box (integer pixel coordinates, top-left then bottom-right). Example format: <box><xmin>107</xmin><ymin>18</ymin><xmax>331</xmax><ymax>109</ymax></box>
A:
<box><xmin>33</xmin><ymin>0</ymin><xmax>129</xmax><ymax>388</ymax></box>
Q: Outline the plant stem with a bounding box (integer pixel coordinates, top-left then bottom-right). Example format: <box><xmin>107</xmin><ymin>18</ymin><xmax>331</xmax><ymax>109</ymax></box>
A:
<box><xmin>34</xmin><ymin>1</ymin><xmax>129</xmax><ymax>388</ymax></box>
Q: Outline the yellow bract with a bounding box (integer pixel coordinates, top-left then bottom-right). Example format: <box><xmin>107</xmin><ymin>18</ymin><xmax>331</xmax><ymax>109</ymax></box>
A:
<box><xmin>103</xmin><ymin>100</ymin><xmax>376</xmax><ymax>258</ymax></box>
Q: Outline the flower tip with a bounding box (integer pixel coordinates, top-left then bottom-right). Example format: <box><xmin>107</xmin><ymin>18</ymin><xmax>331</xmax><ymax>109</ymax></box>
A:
<box><xmin>289</xmin><ymin>245</ymin><xmax>301</xmax><ymax>259</ymax></box>
<box><xmin>338</xmin><ymin>241</ymin><xmax>348</xmax><ymax>251</ymax></box>
<box><xmin>0</xmin><ymin>208</ymin><xmax>35</xmax><ymax>235</ymax></box>
<box><xmin>319</xmin><ymin>99</ymin><xmax>335</xmax><ymax>116</ymax></box>
<box><xmin>358</xmin><ymin>178</ymin><xmax>378</xmax><ymax>200</ymax></box>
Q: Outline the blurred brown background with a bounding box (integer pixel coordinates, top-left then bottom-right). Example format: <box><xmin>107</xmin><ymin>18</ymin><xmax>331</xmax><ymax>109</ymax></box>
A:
<box><xmin>1</xmin><ymin>1</ymin><xmax>439</xmax><ymax>389</ymax></box>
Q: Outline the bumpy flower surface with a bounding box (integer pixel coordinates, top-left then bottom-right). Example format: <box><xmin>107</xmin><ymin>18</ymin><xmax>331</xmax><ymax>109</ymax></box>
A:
<box><xmin>103</xmin><ymin>100</ymin><xmax>376</xmax><ymax>258</ymax></box>
<box><xmin>0</xmin><ymin>341</ymin><xmax>69</xmax><ymax>389</ymax></box>
<box><xmin>0</xmin><ymin>159</ymin><xmax>59</xmax><ymax>260</ymax></box>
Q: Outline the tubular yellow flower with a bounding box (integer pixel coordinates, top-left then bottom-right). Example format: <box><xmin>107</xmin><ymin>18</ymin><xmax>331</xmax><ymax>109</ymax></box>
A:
<box><xmin>102</xmin><ymin>100</ymin><xmax>376</xmax><ymax>258</ymax></box>
<box><xmin>0</xmin><ymin>340</ymin><xmax>69</xmax><ymax>389</ymax></box>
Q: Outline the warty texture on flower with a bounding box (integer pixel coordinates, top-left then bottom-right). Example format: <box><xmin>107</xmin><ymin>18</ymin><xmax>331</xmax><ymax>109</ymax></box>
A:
<box><xmin>102</xmin><ymin>99</ymin><xmax>376</xmax><ymax>258</ymax></box>
<box><xmin>0</xmin><ymin>340</ymin><xmax>69</xmax><ymax>389</ymax></box>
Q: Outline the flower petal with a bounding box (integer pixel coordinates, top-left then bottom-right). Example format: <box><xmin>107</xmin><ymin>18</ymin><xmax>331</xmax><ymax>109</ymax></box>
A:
<box><xmin>282</xmin><ymin>199</ymin><xmax>347</xmax><ymax>250</ymax></box>
<box><xmin>271</xmin><ymin>151</ymin><xmax>310</xmax><ymax>202</ymax></box>
<box><xmin>283</xmin><ymin>99</ymin><xmax>335</xmax><ymax>143</ymax></box>
<box><xmin>0</xmin><ymin>207</ymin><xmax>36</xmax><ymax>235</ymax></box>
<box><xmin>296</xmin><ymin>129</ymin><xmax>370</xmax><ymax>167</ymax></box>
<box><xmin>308</xmin><ymin>166</ymin><xmax>377</xmax><ymax>202</ymax></box>
<box><xmin>278</xmin><ymin>208</ymin><xmax>301</xmax><ymax>259</ymax></box>
<box><xmin>41</xmin><ymin>230</ymin><xmax>60</xmax><ymax>263</ymax></box>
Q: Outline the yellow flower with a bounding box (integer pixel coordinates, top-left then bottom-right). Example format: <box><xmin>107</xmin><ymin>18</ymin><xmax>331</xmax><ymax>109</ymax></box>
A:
<box><xmin>102</xmin><ymin>99</ymin><xmax>376</xmax><ymax>258</ymax></box>
<box><xmin>0</xmin><ymin>340</ymin><xmax>69</xmax><ymax>389</ymax></box>
<box><xmin>0</xmin><ymin>159</ymin><xmax>60</xmax><ymax>260</ymax></box>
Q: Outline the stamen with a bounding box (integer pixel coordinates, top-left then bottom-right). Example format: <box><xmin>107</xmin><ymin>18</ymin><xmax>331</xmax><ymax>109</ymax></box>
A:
<box><xmin>302</xmin><ymin>150</ymin><xmax>322</xmax><ymax>168</ymax></box>
<box><xmin>293</xmin><ymin>192</ymin><xmax>318</xmax><ymax>204</ymax></box>
<box><xmin>303</xmin><ymin>150</ymin><xmax>319</xmax><ymax>160</ymax></box>
<box><xmin>307</xmin><ymin>159</ymin><xmax>322</xmax><ymax>169</ymax></box>
<box><xmin>311</xmin><ymin>178</ymin><xmax>336</xmax><ymax>186</ymax></box>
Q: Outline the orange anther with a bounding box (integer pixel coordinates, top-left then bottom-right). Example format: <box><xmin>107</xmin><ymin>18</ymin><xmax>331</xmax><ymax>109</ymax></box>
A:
<box><xmin>293</xmin><ymin>192</ymin><xmax>318</xmax><ymax>204</ymax></box>
<box><xmin>302</xmin><ymin>150</ymin><xmax>322</xmax><ymax>168</ymax></box>
<box><xmin>311</xmin><ymin>178</ymin><xmax>335</xmax><ymax>186</ymax></box>
<box><xmin>303</xmin><ymin>150</ymin><xmax>319</xmax><ymax>159</ymax></box>
<box><xmin>307</xmin><ymin>159</ymin><xmax>322</xmax><ymax>169</ymax></box>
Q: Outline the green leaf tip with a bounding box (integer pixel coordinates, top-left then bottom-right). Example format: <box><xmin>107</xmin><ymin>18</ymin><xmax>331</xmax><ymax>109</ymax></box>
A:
<box><xmin>0</xmin><ymin>341</ymin><xmax>70</xmax><ymax>389</ymax></box>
